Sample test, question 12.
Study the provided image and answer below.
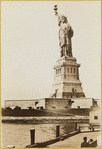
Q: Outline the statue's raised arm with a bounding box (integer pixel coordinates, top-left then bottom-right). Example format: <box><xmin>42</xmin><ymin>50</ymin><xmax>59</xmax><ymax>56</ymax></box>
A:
<box><xmin>54</xmin><ymin>5</ymin><xmax>74</xmax><ymax>57</ymax></box>
<box><xmin>54</xmin><ymin>5</ymin><xmax>60</xmax><ymax>23</ymax></box>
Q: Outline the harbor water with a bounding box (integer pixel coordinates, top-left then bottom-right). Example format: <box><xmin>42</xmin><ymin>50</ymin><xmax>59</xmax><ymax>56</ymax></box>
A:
<box><xmin>1</xmin><ymin>122</ymin><xmax>75</xmax><ymax>148</ymax></box>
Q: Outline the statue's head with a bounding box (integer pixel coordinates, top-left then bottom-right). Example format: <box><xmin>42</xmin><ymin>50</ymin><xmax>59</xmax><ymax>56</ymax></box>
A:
<box><xmin>61</xmin><ymin>15</ymin><xmax>68</xmax><ymax>23</ymax></box>
<box><xmin>58</xmin><ymin>15</ymin><xmax>68</xmax><ymax>26</ymax></box>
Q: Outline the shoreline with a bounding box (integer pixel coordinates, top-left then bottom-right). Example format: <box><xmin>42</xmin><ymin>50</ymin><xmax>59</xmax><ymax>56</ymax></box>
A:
<box><xmin>2</xmin><ymin>116</ymin><xmax>89</xmax><ymax>124</ymax></box>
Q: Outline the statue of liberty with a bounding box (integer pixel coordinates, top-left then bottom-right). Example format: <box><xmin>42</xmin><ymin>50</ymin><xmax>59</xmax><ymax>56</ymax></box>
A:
<box><xmin>54</xmin><ymin>5</ymin><xmax>73</xmax><ymax>57</ymax></box>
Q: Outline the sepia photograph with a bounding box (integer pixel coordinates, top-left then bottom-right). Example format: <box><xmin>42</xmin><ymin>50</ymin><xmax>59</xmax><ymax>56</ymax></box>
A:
<box><xmin>1</xmin><ymin>1</ymin><xmax>101</xmax><ymax>148</ymax></box>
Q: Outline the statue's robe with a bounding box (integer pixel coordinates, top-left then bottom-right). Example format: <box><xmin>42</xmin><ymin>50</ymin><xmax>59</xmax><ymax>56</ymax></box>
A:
<box><xmin>59</xmin><ymin>23</ymin><xmax>73</xmax><ymax>56</ymax></box>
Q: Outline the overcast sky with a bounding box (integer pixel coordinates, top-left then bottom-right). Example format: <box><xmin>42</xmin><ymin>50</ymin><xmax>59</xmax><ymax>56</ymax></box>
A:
<box><xmin>1</xmin><ymin>1</ymin><xmax>101</xmax><ymax>106</ymax></box>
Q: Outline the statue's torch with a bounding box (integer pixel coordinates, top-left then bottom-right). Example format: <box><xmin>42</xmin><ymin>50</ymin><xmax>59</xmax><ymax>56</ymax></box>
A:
<box><xmin>54</xmin><ymin>5</ymin><xmax>58</xmax><ymax>15</ymax></box>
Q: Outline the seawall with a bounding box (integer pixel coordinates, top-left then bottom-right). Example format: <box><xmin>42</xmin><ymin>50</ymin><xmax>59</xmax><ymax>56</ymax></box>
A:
<box><xmin>2</xmin><ymin>116</ymin><xmax>89</xmax><ymax>124</ymax></box>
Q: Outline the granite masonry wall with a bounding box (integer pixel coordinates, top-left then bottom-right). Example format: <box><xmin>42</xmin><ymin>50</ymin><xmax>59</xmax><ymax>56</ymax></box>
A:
<box><xmin>45</xmin><ymin>98</ymin><xmax>72</xmax><ymax>109</ymax></box>
<box><xmin>4</xmin><ymin>99</ymin><xmax>45</xmax><ymax>109</ymax></box>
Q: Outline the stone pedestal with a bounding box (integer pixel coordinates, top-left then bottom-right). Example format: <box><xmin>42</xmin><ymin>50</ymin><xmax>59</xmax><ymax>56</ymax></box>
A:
<box><xmin>50</xmin><ymin>56</ymin><xmax>85</xmax><ymax>98</ymax></box>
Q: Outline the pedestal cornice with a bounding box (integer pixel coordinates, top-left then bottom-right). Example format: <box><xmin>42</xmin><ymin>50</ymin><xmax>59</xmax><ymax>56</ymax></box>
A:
<box><xmin>53</xmin><ymin>63</ymin><xmax>80</xmax><ymax>69</ymax></box>
<box><xmin>56</xmin><ymin>56</ymin><xmax>77</xmax><ymax>62</ymax></box>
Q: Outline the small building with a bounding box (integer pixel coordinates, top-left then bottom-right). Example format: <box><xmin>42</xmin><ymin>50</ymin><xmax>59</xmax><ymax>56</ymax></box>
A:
<box><xmin>71</xmin><ymin>98</ymin><xmax>98</xmax><ymax>109</ymax></box>
<box><xmin>89</xmin><ymin>109</ymin><xmax>101</xmax><ymax>125</ymax></box>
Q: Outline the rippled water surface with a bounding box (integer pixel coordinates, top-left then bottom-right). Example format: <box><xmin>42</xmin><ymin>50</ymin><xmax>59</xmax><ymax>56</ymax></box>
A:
<box><xmin>1</xmin><ymin>122</ymin><xmax>74</xmax><ymax>148</ymax></box>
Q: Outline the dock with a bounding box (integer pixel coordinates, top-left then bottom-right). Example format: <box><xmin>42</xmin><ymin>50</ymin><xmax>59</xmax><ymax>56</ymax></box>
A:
<box><xmin>26</xmin><ymin>128</ymin><xmax>101</xmax><ymax>148</ymax></box>
<box><xmin>47</xmin><ymin>131</ymin><xmax>100</xmax><ymax>148</ymax></box>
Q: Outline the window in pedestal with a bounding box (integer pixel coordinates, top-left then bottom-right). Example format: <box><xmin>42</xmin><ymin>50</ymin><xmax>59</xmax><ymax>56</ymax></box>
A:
<box><xmin>56</xmin><ymin>69</ymin><xmax>59</xmax><ymax>74</ymax></box>
<box><xmin>71</xmin><ymin>68</ymin><xmax>72</xmax><ymax>73</ymax></box>
<box><xmin>67</xmin><ymin>68</ymin><xmax>69</xmax><ymax>73</ymax></box>
<box><xmin>74</xmin><ymin>68</ymin><xmax>75</xmax><ymax>73</ymax></box>
<box><xmin>60</xmin><ymin>68</ymin><xmax>61</xmax><ymax>73</ymax></box>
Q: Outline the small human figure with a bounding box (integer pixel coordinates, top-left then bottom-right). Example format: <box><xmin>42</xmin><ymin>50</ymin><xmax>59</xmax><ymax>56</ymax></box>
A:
<box><xmin>79</xmin><ymin>126</ymin><xmax>81</xmax><ymax>132</ymax></box>
<box><xmin>89</xmin><ymin>125</ymin><xmax>92</xmax><ymax>131</ymax></box>
<box><xmin>89</xmin><ymin>124</ymin><xmax>94</xmax><ymax>131</ymax></box>
<box><xmin>81</xmin><ymin>137</ymin><xmax>93</xmax><ymax>147</ymax></box>
<box><xmin>92</xmin><ymin>127</ymin><xmax>94</xmax><ymax>132</ymax></box>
